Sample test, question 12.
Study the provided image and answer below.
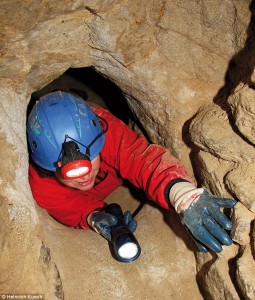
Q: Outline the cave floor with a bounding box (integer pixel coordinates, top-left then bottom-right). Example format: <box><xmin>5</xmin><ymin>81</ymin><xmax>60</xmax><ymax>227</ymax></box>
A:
<box><xmin>38</xmin><ymin>185</ymin><xmax>203</xmax><ymax>300</ymax></box>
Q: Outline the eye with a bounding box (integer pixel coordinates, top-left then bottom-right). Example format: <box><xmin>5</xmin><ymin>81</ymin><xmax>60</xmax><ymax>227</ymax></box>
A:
<box><xmin>91</xmin><ymin>120</ymin><xmax>97</xmax><ymax>126</ymax></box>
<box><xmin>32</xmin><ymin>141</ymin><xmax>37</xmax><ymax>148</ymax></box>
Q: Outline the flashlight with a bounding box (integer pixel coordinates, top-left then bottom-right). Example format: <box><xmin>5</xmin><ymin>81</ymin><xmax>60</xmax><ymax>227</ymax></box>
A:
<box><xmin>105</xmin><ymin>203</ymin><xmax>141</xmax><ymax>263</ymax></box>
<box><xmin>57</xmin><ymin>141</ymin><xmax>92</xmax><ymax>179</ymax></box>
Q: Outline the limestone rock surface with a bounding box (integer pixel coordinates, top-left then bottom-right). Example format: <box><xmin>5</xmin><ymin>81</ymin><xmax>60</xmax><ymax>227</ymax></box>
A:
<box><xmin>1</xmin><ymin>0</ymin><xmax>255</xmax><ymax>299</ymax></box>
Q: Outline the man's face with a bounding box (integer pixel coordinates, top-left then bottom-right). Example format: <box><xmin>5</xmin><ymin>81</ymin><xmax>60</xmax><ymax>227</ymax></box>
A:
<box><xmin>54</xmin><ymin>155</ymin><xmax>101</xmax><ymax>191</ymax></box>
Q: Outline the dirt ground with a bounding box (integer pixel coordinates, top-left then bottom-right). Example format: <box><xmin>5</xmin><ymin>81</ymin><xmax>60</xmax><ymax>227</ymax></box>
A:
<box><xmin>37</xmin><ymin>184</ymin><xmax>204</xmax><ymax>300</ymax></box>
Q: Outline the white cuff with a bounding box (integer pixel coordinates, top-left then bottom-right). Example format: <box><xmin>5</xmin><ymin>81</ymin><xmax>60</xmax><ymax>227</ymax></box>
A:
<box><xmin>169</xmin><ymin>181</ymin><xmax>204</xmax><ymax>214</ymax></box>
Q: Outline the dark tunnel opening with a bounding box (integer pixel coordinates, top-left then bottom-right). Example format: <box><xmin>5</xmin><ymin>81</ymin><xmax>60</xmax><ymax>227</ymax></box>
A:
<box><xmin>28</xmin><ymin>66</ymin><xmax>151</xmax><ymax>142</ymax></box>
<box><xmin>29</xmin><ymin>67</ymin><xmax>134</xmax><ymax>125</ymax></box>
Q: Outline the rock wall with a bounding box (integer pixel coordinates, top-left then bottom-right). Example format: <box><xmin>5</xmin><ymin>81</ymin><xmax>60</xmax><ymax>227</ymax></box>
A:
<box><xmin>0</xmin><ymin>1</ymin><xmax>254</xmax><ymax>299</ymax></box>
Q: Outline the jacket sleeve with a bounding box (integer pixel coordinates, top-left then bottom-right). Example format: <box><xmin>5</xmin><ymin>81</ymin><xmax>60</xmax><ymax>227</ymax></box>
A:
<box><xmin>28</xmin><ymin>164</ymin><xmax>105</xmax><ymax>228</ymax></box>
<box><xmin>96</xmin><ymin>108</ymin><xmax>194</xmax><ymax>210</ymax></box>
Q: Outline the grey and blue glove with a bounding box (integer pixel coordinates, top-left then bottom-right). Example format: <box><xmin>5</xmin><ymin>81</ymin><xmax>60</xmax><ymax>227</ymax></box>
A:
<box><xmin>88</xmin><ymin>206</ymin><xmax>137</xmax><ymax>241</ymax></box>
<box><xmin>181</xmin><ymin>190</ymin><xmax>236</xmax><ymax>253</ymax></box>
<box><xmin>169</xmin><ymin>181</ymin><xmax>237</xmax><ymax>253</ymax></box>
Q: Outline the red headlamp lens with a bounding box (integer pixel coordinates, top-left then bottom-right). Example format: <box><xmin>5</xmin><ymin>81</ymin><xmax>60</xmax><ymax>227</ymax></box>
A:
<box><xmin>61</xmin><ymin>160</ymin><xmax>92</xmax><ymax>179</ymax></box>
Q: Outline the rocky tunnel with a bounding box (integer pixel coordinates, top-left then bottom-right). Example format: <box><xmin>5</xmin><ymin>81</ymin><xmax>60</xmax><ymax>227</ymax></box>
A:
<box><xmin>0</xmin><ymin>1</ymin><xmax>255</xmax><ymax>300</ymax></box>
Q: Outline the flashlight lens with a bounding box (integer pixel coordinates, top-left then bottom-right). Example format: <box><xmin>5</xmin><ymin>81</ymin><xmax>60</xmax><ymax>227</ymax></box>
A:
<box><xmin>118</xmin><ymin>242</ymin><xmax>139</xmax><ymax>260</ymax></box>
<box><xmin>66</xmin><ymin>166</ymin><xmax>89</xmax><ymax>178</ymax></box>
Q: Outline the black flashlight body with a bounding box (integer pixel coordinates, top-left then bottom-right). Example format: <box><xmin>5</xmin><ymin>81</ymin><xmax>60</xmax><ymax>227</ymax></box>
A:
<box><xmin>105</xmin><ymin>203</ymin><xmax>141</xmax><ymax>263</ymax></box>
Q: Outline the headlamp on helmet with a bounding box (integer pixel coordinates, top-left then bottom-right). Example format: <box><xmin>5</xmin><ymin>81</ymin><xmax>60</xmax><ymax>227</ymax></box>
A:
<box><xmin>57</xmin><ymin>138</ymin><xmax>92</xmax><ymax>179</ymax></box>
<box><xmin>56</xmin><ymin>116</ymin><xmax>108</xmax><ymax>180</ymax></box>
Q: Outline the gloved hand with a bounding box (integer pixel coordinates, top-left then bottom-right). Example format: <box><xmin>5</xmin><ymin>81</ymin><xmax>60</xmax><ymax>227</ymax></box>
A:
<box><xmin>169</xmin><ymin>182</ymin><xmax>237</xmax><ymax>253</ymax></box>
<box><xmin>88</xmin><ymin>207</ymin><xmax>137</xmax><ymax>241</ymax></box>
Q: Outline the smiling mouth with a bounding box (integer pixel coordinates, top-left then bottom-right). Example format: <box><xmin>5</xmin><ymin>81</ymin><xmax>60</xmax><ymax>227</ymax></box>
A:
<box><xmin>78</xmin><ymin>178</ymin><xmax>93</xmax><ymax>186</ymax></box>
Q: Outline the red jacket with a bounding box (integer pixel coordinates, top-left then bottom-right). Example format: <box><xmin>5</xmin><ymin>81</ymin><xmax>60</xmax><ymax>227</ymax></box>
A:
<box><xmin>29</xmin><ymin>107</ymin><xmax>192</xmax><ymax>229</ymax></box>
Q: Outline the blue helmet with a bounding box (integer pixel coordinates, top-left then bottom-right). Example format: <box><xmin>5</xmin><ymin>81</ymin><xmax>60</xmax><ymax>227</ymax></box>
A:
<box><xmin>27</xmin><ymin>91</ymin><xmax>105</xmax><ymax>171</ymax></box>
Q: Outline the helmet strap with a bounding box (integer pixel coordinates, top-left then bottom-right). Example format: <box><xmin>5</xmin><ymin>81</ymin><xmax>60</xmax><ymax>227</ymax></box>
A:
<box><xmin>86</xmin><ymin>116</ymin><xmax>108</xmax><ymax>154</ymax></box>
